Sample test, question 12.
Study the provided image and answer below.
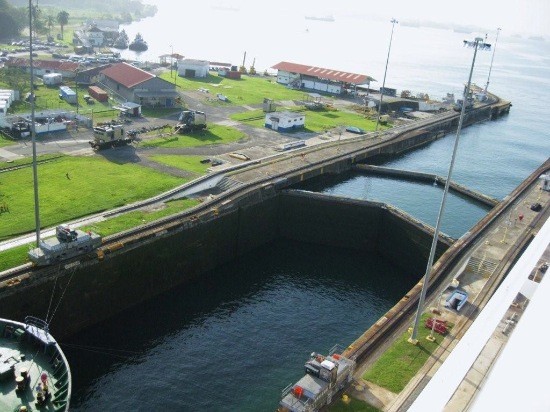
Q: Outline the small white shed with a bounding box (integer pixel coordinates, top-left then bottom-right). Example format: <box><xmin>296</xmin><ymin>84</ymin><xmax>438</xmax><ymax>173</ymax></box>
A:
<box><xmin>177</xmin><ymin>59</ymin><xmax>209</xmax><ymax>78</ymax></box>
<box><xmin>43</xmin><ymin>73</ymin><xmax>63</xmax><ymax>85</ymax></box>
<box><xmin>121</xmin><ymin>101</ymin><xmax>142</xmax><ymax>117</ymax></box>
<box><xmin>265</xmin><ymin>111</ymin><xmax>305</xmax><ymax>132</ymax></box>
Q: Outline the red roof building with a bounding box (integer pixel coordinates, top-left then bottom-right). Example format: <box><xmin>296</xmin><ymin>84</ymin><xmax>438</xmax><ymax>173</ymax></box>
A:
<box><xmin>5</xmin><ymin>58</ymin><xmax>79</xmax><ymax>78</ymax></box>
<box><xmin>271</xmin><ymin>61</ymin><xmax>375</xmax><ymax>95</ymax></box>
<box><xmin>99</xmin><ymin>62</ymin><xmax>179</xmax><ymax>108</ymax></box>
<box><xmin>100</xmin><ymin>62</ymin><xmax>155</xmax><ymax>88</ymax></box>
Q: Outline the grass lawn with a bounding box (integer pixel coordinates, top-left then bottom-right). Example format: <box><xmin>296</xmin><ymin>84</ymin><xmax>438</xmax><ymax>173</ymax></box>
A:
<box><xmin>328</xmin><ymin>397</ymin><xmax>381</xmax><ymax>412</ymax></box>
<box><xmin>362</xmin><ymin>313</ymin><xmax>453</xmax><ymax>393</ymax></box>
<box><xmin>0</xmin><ymin>134</ymin><xmax>15</xmax><ymax>148</ymax></box>
<box><xmin>159</xmin><ymin>72</ymin><xmax>308</xmax><ymax>106</ymax></box>
<box><xmin>9</xmin><ymin>83</ymin><xmax>108</xmax><ymax>115</ymax></box>
<box><xmin>148</xmin><ymin>155</ymin><xmax>211</xmax><ymax>174</ymax></box>
<box><xmin>0</xmin><ymin>154</ymin><xmax>64</xmax><ymax>171</ymax></box>
<box><xmin>0</xmin><ymin>156</ymin><xmax>182</xmax><ymax>240</ymax></box>
<box><xmin>0</xmin><ymin>244</ymin><xmax>34</xmax><ymax>273</ymax></box>
<box><xmin>82</xmin><ymin>198</ymin><xmax>200</xmax><ymax>237</ymax></box>
<box><xmin>0</xmin><ymin>198</ymin><xmax>200</xmax><ymax>272</ymax></box>
<box><xmin>141</xmin><ymin>124</ymin><xmax>245</xmax><ymax>148</ymax></box>
<box><xmin>231</xmin><ymin>108</ymin><xmax>378</xmax><ymax>133</ymax></box>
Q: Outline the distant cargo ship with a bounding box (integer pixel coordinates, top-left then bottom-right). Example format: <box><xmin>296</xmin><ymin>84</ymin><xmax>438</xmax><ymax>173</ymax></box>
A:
<box><xmin>305</xmin><ymin>15</ymin><xmax>335</xmax><ymax>22</ymax></box>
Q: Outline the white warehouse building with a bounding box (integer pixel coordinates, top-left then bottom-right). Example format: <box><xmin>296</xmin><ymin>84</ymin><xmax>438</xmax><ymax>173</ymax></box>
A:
<box><xmin>265</xmin><ymin>111</ymin><xmax>305</xmax><ymax>132</ymax></box>
<box><xmin>177</xmin><ymin>59</ymin><xmax>209</xmax><ymax>78</ymax></box>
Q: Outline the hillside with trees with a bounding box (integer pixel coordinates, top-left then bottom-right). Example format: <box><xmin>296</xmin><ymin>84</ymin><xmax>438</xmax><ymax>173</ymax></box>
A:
<box><xmin>0</xmin><ymin>0</ymin><xmax>26</xmax><ymax>40</ymax></box>
<box><xmin>5</xmin><ymin>0</ymin><xmax>157</xmax><ymax>31</ymax></box>
<box><xmin>7</xmin><ymin>0</ymin><xmax>157</xmax><ymax>19</ymax></box>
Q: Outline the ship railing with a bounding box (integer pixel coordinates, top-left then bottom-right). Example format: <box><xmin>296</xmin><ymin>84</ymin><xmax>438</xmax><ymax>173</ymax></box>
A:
<box><xmin>25</xmin><ymin>316</ymin><xmax>49</xmax><ymax>332</ymax></box>
<box><xmin>280</xmin><ymin>383</ymin><xmax>315</xmax><ymax>411</ymax></box>
<box><xmin>328</xmin><ymin>343</ymin><xmax>345</xmax><ymax>357</ymax></box>
<box><xmin>24</xmin><ymin>316</ymin><xmax>56</xmax><ymax>346</ymax></box>
<box><xmin>281</xmin><ymin>382</ymin><xmax>293</xmax><ymax>397</ymax></box>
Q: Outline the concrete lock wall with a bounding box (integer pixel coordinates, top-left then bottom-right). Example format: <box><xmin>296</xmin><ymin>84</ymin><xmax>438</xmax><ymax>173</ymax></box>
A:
<box><xmin>279</xmin><ymin>191</ymin><xmax>447</xmax><ymax>275</ymax></box>
<box><xmin>0</xmin><ymin>192</ymin><xmax>446</xmax><ymax>339</ymax></box>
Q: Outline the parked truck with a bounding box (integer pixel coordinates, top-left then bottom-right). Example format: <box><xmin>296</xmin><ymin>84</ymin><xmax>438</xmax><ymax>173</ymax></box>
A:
<box><xmin>89</xmin><ymin>123</ymin><xmax>134</xmax><ymax>150</ymax></box>
<box><xmin>174</xmin><ymin>110</ymin><xmax>207</xmax><ymax>134</ymax></box>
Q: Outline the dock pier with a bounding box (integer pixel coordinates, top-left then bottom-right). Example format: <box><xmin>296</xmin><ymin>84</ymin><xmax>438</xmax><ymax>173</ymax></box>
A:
<box><xmin>353</xmin><ymin>164</ymin><xmax>500</xmax><ymax>207</ymax></box>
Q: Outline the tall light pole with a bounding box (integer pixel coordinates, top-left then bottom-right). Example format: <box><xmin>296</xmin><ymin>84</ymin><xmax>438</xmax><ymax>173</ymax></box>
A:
<box><xmin>169</xmin><ymin>44</ymin><xmax>173</xmax><ymax>78</ymax></box>
<box><xmin>375</xmin><ymin>18</ymin><xmax>398</xmax><ymax>132</ymax></box>
<box><xmin>409</xmin><ymin>37</ymin><xmax>491</xmax><ymax>344</ymax></box>
<box><xmin>29</xmin><ymin>0</ymin><xmax>41</xmax><ymax>246</ymax></box>
<box><xmin>484</xmin><ymin>27</ymin><xmax>501</xmax><ymax>93</ymax></box>
<box><xmin>75</xmin><ymin>65</ymin><xmax>80</xmax><ymax>115</ymax></box>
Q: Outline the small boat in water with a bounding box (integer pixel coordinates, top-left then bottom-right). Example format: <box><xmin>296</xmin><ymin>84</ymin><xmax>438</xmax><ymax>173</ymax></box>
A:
<box><xmin>113</xmin><ymin>29</ymin><xmax>129</xmax><ymax>49</ymax></box>
<box><xmin>0</xmin><ymin>316</ymin><xmax>72</xmax><ymax>411</ymax></box>
<box><xmin>128</xmin><ymin>33</ymin><xmax>148</xmax><ymax>52</ymax></box>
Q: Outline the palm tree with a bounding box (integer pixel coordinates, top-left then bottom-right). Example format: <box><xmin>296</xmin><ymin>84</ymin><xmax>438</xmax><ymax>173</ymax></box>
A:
<box><xmin>56</xmin><ymin>10</ymin><xmax>69</xmax><ymax>40</ymax></box>
<box><xmin>46</xmin><ymin>15</ymin><xmax>55</xmax><ymax>38</ymax></box>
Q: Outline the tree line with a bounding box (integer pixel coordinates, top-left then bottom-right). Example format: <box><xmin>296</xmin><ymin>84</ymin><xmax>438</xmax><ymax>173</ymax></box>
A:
<box><xmin>7</xmin><ymin>0</ymin><xmax>157</xmax><ymax>20</ymax></box>
<box><xmin>0</xmin><ymin>0</ymin><xmax>70</xmax><ymax>41</ymax></box>
<box><xmin>1</xmin><ymin>0</ymin><xmax>157</xmax><ymax>41</ymax></box>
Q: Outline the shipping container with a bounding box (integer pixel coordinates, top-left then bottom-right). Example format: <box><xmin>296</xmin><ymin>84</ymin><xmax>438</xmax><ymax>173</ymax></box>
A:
<box><xmin>88</xmin><ymin>85</ymin><xmax>108</xmax><ymax>102</ymax></box>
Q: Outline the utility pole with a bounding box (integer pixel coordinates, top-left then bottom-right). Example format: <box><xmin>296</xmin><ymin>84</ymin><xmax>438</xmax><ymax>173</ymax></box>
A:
<box><xmin>170</xmin><ymin>44</ymin><xmax>173</xmax><ymax>78</ymax></box>
<box><xmin>409</xmin><ymin>37</ymin><xmax>491</xmax><ymax>344</ymax></box>
<box><xmin>485</xmin><ymin>28</ymin><xmax>501</xmax><ymax>94</ymax></box>
<box><xmin>375</xmin><ymin>18</ymin><xmax>398</xmax><ymax>132</ymax></box>
<box><xmin>29</xmin><ymin>0</ymin><xmax>41</xmax><ymax>246</ymax></box>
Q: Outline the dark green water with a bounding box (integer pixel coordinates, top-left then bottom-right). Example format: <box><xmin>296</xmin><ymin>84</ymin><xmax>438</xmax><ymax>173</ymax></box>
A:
<box><xmin>65</xmin><ymin>240</ymin><xmax>414</xmax><ymax>411</ymax></box>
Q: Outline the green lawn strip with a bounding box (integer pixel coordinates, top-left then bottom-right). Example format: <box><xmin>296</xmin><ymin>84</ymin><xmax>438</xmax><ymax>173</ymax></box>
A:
<box><xmin>82</xmin><ymin>198</ymin><xmax>200</xmax><ymax>237</ymax></box>
<box><xmin>0</xmin><ymin>198</ymin><xmax>200</xmax><ymax>272</ymax></box>
<box><xmin>9</xmin><ymin>83</ymin><xmax>98</xmax><ymax>114</ymax></box>
<box><xmin>0</xmin><ymin>135</ymin><xmax>15</xmax><ymax>148</ymax></box>
<box><xmin>141</xmin><ymin>124</ymin><xmax>245</xmax><ymax>148</ymax></box>
<box><xmin>159</xmin><ymin>72</ymin><xmax>307</xmax><ymax>106</ymax></box>
<box><xmin>0</xmin><ymin>156</ymin><xmax>182</xmax><ymax>240</ymax></box>
<box><xmin>231</xmin><ymin>108</ymin><xmax>377</xmax><ymax>133</ymax></box>
<box><xmin>148</xmin><ymin>155</ymin><xmax>211</xmax><ymax>174</ymax></box>
<box><xmin>362</xmin><ymin>313</ymin><xmax>453</xmax><ymax>393</ymax></box>
<box><xmin>0</xmin><ymin>154</ymin><xmax>65</xmax><ymax>171</ymax></box>
<box><xmin>328</xmin><ymin>397</ymin><xmax>381</xmax><ymax>412</ymax></box>
<box><xmin>0</xmin><ymin>244</ymin><xmax>34</xmax><ymax>273</ymax></box>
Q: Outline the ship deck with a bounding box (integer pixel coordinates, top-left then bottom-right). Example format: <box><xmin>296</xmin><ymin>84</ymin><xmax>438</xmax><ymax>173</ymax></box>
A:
<box><xmin>0</xmin><ymin>320</ymin><xmax>70</xmax><ymax>411</ymax></box>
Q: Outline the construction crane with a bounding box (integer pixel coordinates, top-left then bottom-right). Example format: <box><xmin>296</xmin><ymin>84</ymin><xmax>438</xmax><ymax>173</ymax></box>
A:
<box><xmin>239</xmin><ymin>51</ymin><xmax>247</xmax><ymax>74</ymax></box>
<box><xmin>249</xmin><ymin>57</ymin><xmax>256</xmax><ymax>75</ymax></box>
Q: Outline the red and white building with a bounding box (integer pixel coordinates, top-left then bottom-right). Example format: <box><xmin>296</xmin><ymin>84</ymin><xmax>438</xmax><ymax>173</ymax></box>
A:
<box><xmin>271</xmin><ymin>61</ymin><xmax>375</xmax><ymax>95</ymax></box>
